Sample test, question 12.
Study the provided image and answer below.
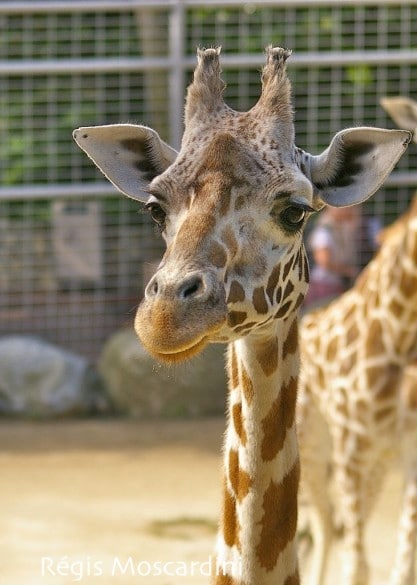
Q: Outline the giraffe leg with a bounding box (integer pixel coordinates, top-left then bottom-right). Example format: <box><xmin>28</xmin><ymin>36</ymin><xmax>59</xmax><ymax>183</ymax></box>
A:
<box><xmin>302</xmin><ymin>458</ymin><xmax>333</xmax><ymax>585</ymax></box>
<box><xmin>298</xmin><ymin>387</ymin><xmax>333</xmax><ymax>585</ymax></box>
<box><xmin>390</xmin><ymin>464</ymin><xmax>417</xmax><ymax>585</ymax></box>
<box><xmin>391</xmin><ymin>365</ymin><xmax>417</xmax><ymax>585</ymax></box>
<box><xmin>334</xmin><ymin>437</ymin><xmax>389</xmax><ymax>585</ymax></box>
<box><xmin>333</xmin><ymin>449</ymin><xmax>371</xmax><ymax>585</ymax></box>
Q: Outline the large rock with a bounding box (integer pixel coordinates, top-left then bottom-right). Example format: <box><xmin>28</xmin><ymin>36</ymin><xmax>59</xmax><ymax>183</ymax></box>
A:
<box><xmin>0</xmin><ymin>336</ymin><xmax>107</xmax><ymax>417</ymax></box>
<box><xmin>99</xmin><ymin>328</ymin><xmax>227</xmax><ymax>417</ymax></box>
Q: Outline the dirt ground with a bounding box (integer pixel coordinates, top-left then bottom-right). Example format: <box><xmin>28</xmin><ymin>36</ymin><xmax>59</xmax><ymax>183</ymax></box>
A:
<box><xmin>0</xmin><ymin>418</ymin><xmax>405</xmax><ymax>584</ymax></box>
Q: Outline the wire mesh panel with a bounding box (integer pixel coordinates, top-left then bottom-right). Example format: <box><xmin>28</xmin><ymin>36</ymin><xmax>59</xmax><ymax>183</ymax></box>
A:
<box><xmin>0</xmin><ymin>195</ymin><xmax>164</xmax><ymax>360</ymax></box>
<box><xmin>0</xmin><ymin>1</ymin><xmax>416</xmax><ymax>361</ymax></box>
<box><xmin>0</xmin><ymin>3</ymin><xmax>170</xmax><ymax>360</ymax></box>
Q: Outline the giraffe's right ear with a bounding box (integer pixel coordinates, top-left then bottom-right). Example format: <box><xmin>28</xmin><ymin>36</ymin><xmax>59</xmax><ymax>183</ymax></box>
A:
<box><xmin>380</xmin><ymin>96</ymin><xmax>417</xmax><ymax>141</ymax></box>
<box><xmin>73</xmin><ymin>124</ymin><xmax>178</xmax><ymax>202</ymax></box>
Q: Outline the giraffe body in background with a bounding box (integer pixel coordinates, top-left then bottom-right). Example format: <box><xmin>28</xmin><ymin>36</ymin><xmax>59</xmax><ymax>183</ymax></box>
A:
<box><xmin>299</xmin><ymin>195</ymin><xmax>417</xmax><ymax>585</ymax></box>
<box><xmin>74</xmin><ymin>47</ymin><xmax>409</xmax><ymax>585</ymax></box>
<box><xmin>298</xmin><ymin>95</ymin><xmax>417</xmax><ymax>585</ymax></box>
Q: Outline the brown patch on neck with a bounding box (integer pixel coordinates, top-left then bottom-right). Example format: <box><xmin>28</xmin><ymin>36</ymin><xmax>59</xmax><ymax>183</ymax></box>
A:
<box><xmin>255</xmin><ymin>459</ymin><xmax>300</xmax><ymax>571</ymax></box>
<box><xmin>388</xmin><ymin>298</ymin><xmax>403</xmax><ymax>320</ymax></box>
<box><xmin>275</xmin><ymin>286</ymin><xmax>282</xmax><ymax>304</ymax></box>
<box><xmin>228</xmin><ymin>449</ymin><xmax>252</xmax><ymax>502</ymax></box>
<box><xmin>255</xmin><ymin>337</ymin><xmax>278</xmax><ymax>377</ymax></box>
<box><xmin>283</xmin><ymin>279</ymin><xmax>295</xmax><ymax>300</ymax></box>
<box><xmin>326</xmin><ymin>336</ymin><xmax>339</xmax><ymax>361</ymax></box>
<box><xmin>293</xmin><ymin>248</ymin><xmax>303</xmax><ymax>280</ymax></box>
<box><xmin>252</xmin><ymin>286</ymin><xmax>269</xmax><ymax>314</ymax></box>
<box><xmin>222</xmin><ymin>479</ymin><xmax>240</xmax><ymax>548</ymax></box>
<box><xmin>275</xmin><ymin>300</ymin><xmax>293</xmax><ymax>319</ymax></box>
<box><xmin>266</xmin><ymin>264</ymin><xmax>281</xmax><ymax>304</ymax></box>
<box><xmin>227</xmin><ymin>280</ymin><xmax>246</xmax><ymax>304</ymax></box>
<box><xmin>282</xmin><ymin>319</ymin><xmax>298</xmax><ymax>359</ymax></box>
<box><xmin>261</xmin><ymin>376</ymin><xmax>297</xmax><ymax>461</ymax></box>
<box><xmin>241</xmin><ymin>364</ymin><xmax>254</xmax><ymax>404</ymax></box>
<box><xmin>366</xmin><ymin>319</ymin><xmax>386</xmax><ymax>357</ymax></box>
<box><xmin>232</xmin><ymin>402</ymin><xmax>247</xmax><ymax>446</ymax></box>
<box><xmin>399</xmin><ymin>269</ymin><xmax>417</xmax><ymax>297</ymax></box>
<box><xmin>346</xmin><ymin>321</ymin><xmax>359</xmax><ymax>346</ymax></box>
<box><xmin>228</xmin><ymin>311</ymin><xmax>247</xmax><ymax>327</ymax></box>
<box><xmin>229</xmin><ymin>344</ymin><xmax>239</xmax><ymax>389</ymax></box>
<box><xmin>282</xmin><ymin>255</ymin><xmax>294</xmax><ymax>281</ymax></box>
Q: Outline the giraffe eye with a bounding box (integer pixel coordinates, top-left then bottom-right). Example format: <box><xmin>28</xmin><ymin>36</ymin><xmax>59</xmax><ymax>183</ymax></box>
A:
<box><xmin>280</xmin><ymin>205</ymin><xmax>307</xmax><ymax>231</ymax></box>
<box><xmin>145</xmin><ymin>201</ymin><xmax>166</xmax><ymax>230</ymax></box>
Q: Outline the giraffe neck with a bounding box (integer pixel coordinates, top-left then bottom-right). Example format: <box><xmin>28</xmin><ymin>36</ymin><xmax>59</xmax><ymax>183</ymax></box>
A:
<box><xmin>361</xmin><ymin>214</ymin><xmax>417</xmax><ymax>359</ymax></box>
<box><xmin>215</xmin><ymin>316</ymin><xmax>300</xmax><ymax>585</ymax></box>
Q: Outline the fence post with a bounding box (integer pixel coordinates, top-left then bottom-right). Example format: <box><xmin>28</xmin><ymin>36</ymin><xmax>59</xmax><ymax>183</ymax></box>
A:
<box><xmin>168</xmin><ymin>1</ymin><xmax>186</xmax><ymax>150</ymax></box>
<box><xmin>134</xmin><ymin>7</ymin><xmax>170</xmax><ymax>139</ymax></box>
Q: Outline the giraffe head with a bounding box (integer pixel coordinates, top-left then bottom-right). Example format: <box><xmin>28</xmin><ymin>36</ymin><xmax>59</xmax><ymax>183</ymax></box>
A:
<box><xmin>74</xmin><ymin>47</ymin><xmax>410</xmax><ymax>363</ymax></box>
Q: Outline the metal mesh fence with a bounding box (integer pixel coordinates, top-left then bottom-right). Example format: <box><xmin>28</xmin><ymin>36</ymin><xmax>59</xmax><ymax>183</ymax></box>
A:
<box><xmin>1</xmin><ymin>0</ymin><xmax>417</xmax><ymax>361</ymax></box>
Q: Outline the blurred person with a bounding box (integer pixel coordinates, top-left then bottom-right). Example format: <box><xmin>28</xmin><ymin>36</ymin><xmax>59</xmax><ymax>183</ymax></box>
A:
<box><xmin>303</xmin><ymin>205</ymin><xmax>380</xmax><ymax>309</ymax></box>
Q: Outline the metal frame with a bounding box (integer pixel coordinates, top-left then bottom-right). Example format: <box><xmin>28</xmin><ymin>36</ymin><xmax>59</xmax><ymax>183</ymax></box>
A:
<box><xmin>0</xmin><ymin>0</ymin><xmax>416</xmax><ymax>173</ymax></box>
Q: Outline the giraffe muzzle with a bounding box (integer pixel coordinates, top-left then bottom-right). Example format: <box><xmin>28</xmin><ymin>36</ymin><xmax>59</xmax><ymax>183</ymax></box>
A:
<box><xmin>136</xmin><ymin>268</ymin><xmax>227</xmax><ymax>363</ymax></box>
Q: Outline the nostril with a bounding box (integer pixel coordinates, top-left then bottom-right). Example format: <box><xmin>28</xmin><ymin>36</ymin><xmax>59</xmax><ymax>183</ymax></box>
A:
<box><xmin>179</xmin><ymin>275</ymin><xmax>204</xmax><ymax>299</ymax></box>
<box><xmin>146</xmin><ymin>272</ymin><xmax>209</xmax><ymax>301</ymax></box>
<box><xmin>145</xmin><ymin>274</ymin><xmax>160</xmax><ymax>299</ymax></box>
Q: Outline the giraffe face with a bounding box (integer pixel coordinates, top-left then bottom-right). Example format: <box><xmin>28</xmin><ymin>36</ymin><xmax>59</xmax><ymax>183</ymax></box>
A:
<box><xmin>136</xmin><ymin>128</ymin><xmax>312</xmax><ymax>362</ymax></box>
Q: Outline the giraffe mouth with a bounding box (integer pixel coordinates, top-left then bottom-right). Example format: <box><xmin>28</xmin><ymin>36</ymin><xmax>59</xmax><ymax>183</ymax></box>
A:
<box><xmin>147</xmin><ymin>336</ymin><xmax>209</xmax><ymax>364</ymax></box>
<box><xmin>135</xmin><ymin>293</ymin><xmax>227</xmax><ymax>364</ymax></box>
<box><xmin>136</xmin><ymin>316</ymin><xmax>228</xmax><ymax>364</ymax></box>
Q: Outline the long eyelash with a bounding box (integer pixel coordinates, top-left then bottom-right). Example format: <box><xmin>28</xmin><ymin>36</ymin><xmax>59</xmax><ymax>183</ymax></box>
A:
<box><xmin>146</xmin><ymin>188</ymin><xmax>167</xmax><ymax>203</ymax></box>
<box><xmin>297</xmin><ymin>203</ymin><xmax>316</xmax><ymax>214</ymax></box>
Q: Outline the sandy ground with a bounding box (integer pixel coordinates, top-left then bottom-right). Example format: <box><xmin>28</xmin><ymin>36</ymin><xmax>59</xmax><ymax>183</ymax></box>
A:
<box><xmin>0</xmin><ymin>418</ymin><xmax>406</xmax><ymax>585</ymax></box>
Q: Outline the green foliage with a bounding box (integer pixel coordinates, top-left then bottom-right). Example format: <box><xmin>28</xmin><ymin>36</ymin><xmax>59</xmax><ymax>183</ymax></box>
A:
<box><xmin>0</xmin><ymin>11</ymin><xmax>146</xmax><ymax>189</ymax></box>
<box><xmin>345</xmin><ymin>65</ymin><xmax>374</xmax><ymax>88</ymax></box>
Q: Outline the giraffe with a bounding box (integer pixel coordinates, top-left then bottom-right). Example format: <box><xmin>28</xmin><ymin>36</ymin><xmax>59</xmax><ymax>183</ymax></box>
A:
<box><xmin>73</xmin><ymin>47</ymin><xmax>410</xmax><ymax>585</ymax></box>
<box><xmin>298</xmin><ymin>173</ymin><xmax>417</xmax><ymax>581</ymax></box>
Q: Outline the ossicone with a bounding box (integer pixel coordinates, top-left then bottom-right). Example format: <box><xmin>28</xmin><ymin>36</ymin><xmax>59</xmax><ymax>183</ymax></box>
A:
<box><xmin>254</xmin><ymin>45</ymin><xmax>294</xmax><ymax>123</ymax></box>
<box><xmin>185</xmin><ymin>47</ymin><xmax>226</xmax><ymax>123</ymax></box>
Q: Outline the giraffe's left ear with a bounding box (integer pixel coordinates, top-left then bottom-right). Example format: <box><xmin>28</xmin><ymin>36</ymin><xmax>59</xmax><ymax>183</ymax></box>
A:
<box><xmin>73</xmin><ymin>124</ymin><xmax>178</xmax><ymax>202</ymax></box>
<box><xmin>308</xmin><ymin>127</ymin><xmax>411</xmax><ymax>207</ymax></box>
